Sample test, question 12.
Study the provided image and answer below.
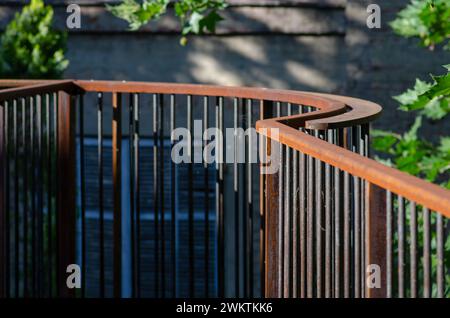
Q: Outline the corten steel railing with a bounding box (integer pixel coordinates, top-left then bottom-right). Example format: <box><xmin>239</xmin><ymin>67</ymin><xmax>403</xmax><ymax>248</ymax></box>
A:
<box><xmin>257</xmin><ymin>97</ymin><xmax>450</xmax><ymax>298</ymax></box>
<box><xmin>0</xmin><ymin>79</ymin><xmax>448</xmax><ymax>298</ymax></box>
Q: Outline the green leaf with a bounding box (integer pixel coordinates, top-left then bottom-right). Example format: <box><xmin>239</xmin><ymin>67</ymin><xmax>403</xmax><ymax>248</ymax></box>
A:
<box><xmin>439</xmin><ymin>137</ymin><xmax>450</xmax><ymax>153</ymax></box>
<box><xmin>371</xmin><ymin>130</ymin><xmax>400</xmax><ymax>153</ymax></box>
<box><xmin>393</xmin><ymin>66</ymin><xmax>450</xmax><ymax>120</ymax></box>
<box><xmin>404</xmin><ymin>115</ymin><xmax>423</xmax><ymax>142</ymax></box>
<box><xmin>201</xmin><ymin>10</ymin><xmax>223</xmax><ymax>33</ymax></box>
<box><xmin>188</xmin><ymin>11</ymin><xmax>203</xmax><ymax>34</ymax></box>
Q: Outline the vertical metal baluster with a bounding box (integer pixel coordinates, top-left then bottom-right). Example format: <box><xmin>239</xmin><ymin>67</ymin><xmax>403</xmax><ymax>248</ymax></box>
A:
<box><xmin>152</xmin><ymin>94</ymin><xmax>159</xmax><ymax>298</ymax></box>
<box><xmin>292</xmin><ymin>149</ymin><xmax>298</xmax><ymax>298</ymax></box>
<box><xmin>30</xmin><ymin>98</ymin><xmax>36</xmax><ymax>297</ymax></box>
<box><xmin>333</xmin><ymin>157</ymin><xmax>342</xmax><ymax>298</ymax></box>
<box><xmin>35</xmin><ymin>95</ymin><xmax>42</xmax><ymax>297</ymax></box>
<box><xmin>39</xmin><ymin>95</ymin><xmax>45</xmax><ymax>297</ymax></box>
<box><xmin>129</xmin><ymin>94</ymin><xmax>136</xmax><ymax>297</ymax></box>
<box><xmin>334</xmin><ymin>129</ymin><xmax>343</xmax><ymax>298</ymax></box>
<box><xmin>307</xmin><ymin>153</ymin><xmax>314</xmax><ymax>298</ymax></box>
<box><xmin>423</xmin><ymin>207</ymin><xmax>430</xmax><ymax>298</ymax></box>
<box><xmin>283</xmin><ymin>104</ymin><xmax>292</xmax><ymax>298</ymax></box>
<box><xmin>325</xmin><ymin>130</ymin><xmax>332</xmax><ymax>298</ymax></box>
<box><xmin>333</xmin><ymin>163</ymin><xmax>340</xmax><ymax>299</ymax></box>
<box><xmin>216</xmin><ymin>97</ymin><xmax>224</xmax><ymax>297</ymax></box>
<box><xmin>158</xmin><ymin>94</ymin><xmax>164</xmax><ymax>297</ymax></box>
<box><xmin>343</xmin><ymin>171</ymin><xmax>350</xmax><ymax>298</ymax></box>
<box><xmin>398</xmin><ymin>196</ymin><xmax>405</xmax><ymax>298</ymax></box>
<box><xmin>45</xmin><ymin>94</ymin><xmax>52</xmax><ymax>297</ymax></box>
<box><xmin>233</xmin><ymin>97</ymin><xmax>240</xmax><ymax>297</ymax></box>
<box><xmin>134</xmin><ymin>93</ymin><xmax>141</xmax><ymax>297</ymax></box>
<box><xmin>360</xmin><ymin>125</ymin><xmax>368</xmax><ymax>298</ymax></box>
<box><xmin>187</xmin><ymin>95</ymin><xmax>194</xmax><ymax>297</ymax></box>
<box><xmin>170</xmin><ymin>95</ymin><xmax>177</xmax><ymax>297</ymax></box>
<box><xmin>315</xmin><ymin>131</ymin><xmax>323</xmax><ymax>298</ymax></box>
<box><xmin>436</xmin><ymin>212</ymin><xmax>444</xmax><ymax>298</ymax></box>
<box><xmin>353</xmin><ymin>177</ymin><xmax>360</xmax><ymax>299</ymax></box>
<box><xmin>242</xmin><ymin>98</ymin><xmax>248</xmax><ymax>298</ymax></box>
<box><xmin>13</xmin><ymin>99</ymin><xmax>19</xmax><ymax>297</ymax></box>
<box><xmin>299</xmin><ymin>150</ymin><xmax>306</xmax><ymax>298</ymax></box>
<box><xmin>386</xmin><ymin>191</ymin><xmax>393</xmax><ymax>298</ymax></box>
<box><xmin>247</xmin><ymin>99</ymin><xmax>253</xmax><ymax>298</ymax></box>
<box><xmin>410</xmin><ymin>202</ymin><xmax>417</xmax><ymax>298</ymax></box>
<box><xmin>112</xmin><ymin>92</ymin><xmax>122</xmax><ymax>298</ymax></box>
<box><xmin>52</xmin><ymin>93</ymin><xmax>59</xmax><ymax>297</ymax></box>
<box><xmin>283</xmin><ymin>144</ymin><xmax>290</xmax><ymax>298</ymax></box>
<box><xmin>128</xmin><ymin>94</ymin><xmax>136</xmax><ymax>297</ymax></box>
<box><xmin>21</xmin><ymin>98</ymin><xmax>28</xmax><ymax>297</ymax></box>
<box><xmin>277</xmin><ymin>104</ymin><xmax>284</xmax><ymax>298</ymax></box>
<box><xmin>5</xmin><ymin>101</ymin><xmax>11</xmax><ymax>298</ymax></box>
<box><xmin>0</xmin><ymin>101</ymin><xmax>8</xmax><ymax>298</ymax></box>
<box><xmin>97</xmin><ymin>92</ymin><xmax>105</xmax><ymax>298</ymax></box>
<box><xmin>352</xmin><ymin>126</ymin><xmax>360</xmax><ymax>298</ymax></box>
<box><xmin>278</xmin><ymin>143</ymin><xmax>284</xmax><ymax>298</ymax></box>
<box><xmin>203</xmin><ymin>96</ymin><xmax>209</xmax><ymax>297</ymax></box>
<box><xmin>259</xmin><ymin>101</ymin><xmax>271</xmax><ymax>298</ymax></box>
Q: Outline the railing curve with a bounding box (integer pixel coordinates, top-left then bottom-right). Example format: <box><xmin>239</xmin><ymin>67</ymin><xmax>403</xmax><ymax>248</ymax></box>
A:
<box><xmin>0</xmin><ymin>79</ymin><xmax>446</xmax><ymax>299</ymax></box>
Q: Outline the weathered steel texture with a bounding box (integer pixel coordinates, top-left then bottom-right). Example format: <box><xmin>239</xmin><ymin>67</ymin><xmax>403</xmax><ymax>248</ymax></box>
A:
<box><xmin>256</xmin><ymin>119</ymin><xmax>450</xmax><ymax>218</ymax></box>
<box><xmin>264</xmin><ymin>138</ymin><xmax>280</xmax><ymax>297</ymax></box>
<box><xmin>1</xmin><ymin>79</ymin><xmax>448</xmax><ymax>300</ymax></box>
<box><xmin>365</xmin><ymin>183</ymin><xmax>387</xmax><ymax>298</ymax></box>
<box><xmin>56</xmin><ymin>91</ymin><xmax>76</xmax><ymax>298</ymax></box>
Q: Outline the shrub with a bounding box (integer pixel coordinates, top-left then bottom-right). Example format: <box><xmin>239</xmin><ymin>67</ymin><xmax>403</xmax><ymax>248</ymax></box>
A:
<box><xmin>0</xmin><ymin>0</ymin><xmax>68</xmax><ymax>79</ymax></box>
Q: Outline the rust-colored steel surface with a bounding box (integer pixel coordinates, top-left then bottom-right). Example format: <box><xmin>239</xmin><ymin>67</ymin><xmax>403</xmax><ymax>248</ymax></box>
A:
<box><xmin>0</xmin><ymin>79</ymin><xmax>448</xmax><ymax>299</ymax></box>
<box><xmin>256</xmin><ymin>119</ymin><xmax>450</xmax><ymax>217</ymax></box>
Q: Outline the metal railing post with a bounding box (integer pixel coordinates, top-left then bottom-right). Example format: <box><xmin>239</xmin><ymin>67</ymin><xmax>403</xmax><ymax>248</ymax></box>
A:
<box><xmin>0</xmin><ymin>102</ymin><xmax>5</xmax><ymax>298</ymax></box>
<box><xmin>56</xmin><ymin>91</ymin><xmax>77</xmax><ymax>298</ymax></box>
<box><xmin>264</xmin><ymin>137</ymin><xmax>281</xmax><ymax>298</ymax></box>
<box><xmin>365</xmin><ymin>182</ymin><xmax>387</xmax><ymax>298</ymax></box>
<box><xmin>260</xmin><ymin>100</ymin><xmax>275</xmax><ymax>297</ymax></box>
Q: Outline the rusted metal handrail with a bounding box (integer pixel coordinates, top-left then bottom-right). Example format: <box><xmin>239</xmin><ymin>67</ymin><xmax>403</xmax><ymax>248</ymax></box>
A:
<box><xmin>257</xmin><ymin>94</ymin><xmax>449</xmax><ymax>298</ymax></box>
<box><xmin>256</xmin><ymin>118</ymin><xmax>450</xmax><ymax>217</ymax></box>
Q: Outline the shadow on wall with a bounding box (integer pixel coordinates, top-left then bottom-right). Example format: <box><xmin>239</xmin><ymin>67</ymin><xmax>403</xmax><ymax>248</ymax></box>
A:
<box><xmin>64</xmin><ymin>5</ymin><xmax>347</xmax><ymax>94</ymax></box>
<box><xmin>54</xmin><ymin>0</ymin><xmax>449</xmax><ymax>135</ymax></box>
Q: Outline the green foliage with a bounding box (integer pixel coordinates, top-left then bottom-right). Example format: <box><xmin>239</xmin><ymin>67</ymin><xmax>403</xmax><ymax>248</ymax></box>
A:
<box><xmin>0</xmin><ymin>0</ymin><xmax>68</xmax><ymax>79</ymax></box>
<box><xmin>107</xmin><ymin>0</ymin><xmax>170</xmax><ymax>31</ymax></box>
<box><xmin>390</xmin><ymin>0</ymin><xmax>450</xmax><ymax>50</ymax></box>
<box><xmin>107</xmin><ymin>0</ymin><xmax>227</xmax><ymax>44</ymax></box>
<box><xmin>383</xmin><ymin>1</ymin><xmax>450</xmax><ymax>298</ymax></box>
<box><xmin>372</xmin><ymin>67</ymin><xmax>450</xmax><ymax>189</ymax></box>
<box><xmin>394</xmin><ymin>65</ymin><xmax>450</xmax><ymax>120</ymax></box>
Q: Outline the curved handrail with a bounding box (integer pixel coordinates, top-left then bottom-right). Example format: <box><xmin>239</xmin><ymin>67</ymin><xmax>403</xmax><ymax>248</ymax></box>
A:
<box><xmin>0</xmin><ymin>79</ymin><xmax>383</xmax><ymax>130</ymax></box>
<box><xmin>256</xmin><ymin>116</ymin><xmax>450</xmax><ymax>218</ymax></box>
<box><xmin>5</xmin><ymin>79</ymin><xmax>442</xmax><ymax>217</ymax></box>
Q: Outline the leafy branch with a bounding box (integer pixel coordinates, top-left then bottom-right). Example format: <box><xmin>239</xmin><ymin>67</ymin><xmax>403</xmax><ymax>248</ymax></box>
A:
<box><xmin>107</xmin><ymin>0</ymin><xmax>228</xmax><ymax>44</ymax></box>
<box><xmin>390</xmin><ymin>0</ymin><xmax>450</xmax><ymax>50</ymax></box>
<box><xmin>372</xmin><ymin>66</ymin><xmax>450</xmax><ymax>189</ymax></box>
